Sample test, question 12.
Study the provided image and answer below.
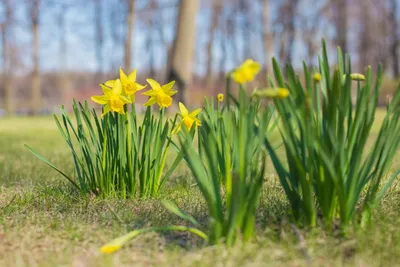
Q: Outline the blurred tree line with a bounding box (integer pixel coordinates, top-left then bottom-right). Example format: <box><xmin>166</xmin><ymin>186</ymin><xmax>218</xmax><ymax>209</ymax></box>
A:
<box><xmin>0</xmin><ymin>0</ymin><xmax>399</xmax><ymax>115</ymax></box>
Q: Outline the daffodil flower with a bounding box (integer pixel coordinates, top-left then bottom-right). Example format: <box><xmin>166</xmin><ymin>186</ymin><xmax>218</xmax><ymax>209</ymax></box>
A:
<box><xmin>91</xmin><ymin>79</ymin><xmax>130</xmax><ymax>116</ymax></box>
<box><xmin>172</xmin><ymin>102</ymin><xmax>201</xmax><ymax>134</ymax></box>
<box><xmin>217</xmin><ymin>93</ymin><xmax>224</xmax><ymax>102</ymax></box>
<box><xmin>142</xmin><ymin>79</ymin><xmax>177</xmax><ymax>109</ymax></box>
<box><xmin>118</xmin><ymin>68</ymin><xmax>147</xmax><ymax>102</ymax></box>
<box><xmin>231</xmin><ymin>59</ymin><xmax>261</xmax><ymax>84</ymax></box>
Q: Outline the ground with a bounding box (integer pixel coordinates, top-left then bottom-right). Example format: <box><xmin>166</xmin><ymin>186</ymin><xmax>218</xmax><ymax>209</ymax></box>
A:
<box><xmin>0</xmin><ymin>109</ymin><xmax>399</xmax><ymax>267</ymax></box>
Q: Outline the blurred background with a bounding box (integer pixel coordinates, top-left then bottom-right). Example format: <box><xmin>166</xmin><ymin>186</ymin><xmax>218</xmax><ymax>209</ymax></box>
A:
<box><xmin>0</xmin><ymin>0</ymin><xmax>399</xmax><ymax>115</ymax></box>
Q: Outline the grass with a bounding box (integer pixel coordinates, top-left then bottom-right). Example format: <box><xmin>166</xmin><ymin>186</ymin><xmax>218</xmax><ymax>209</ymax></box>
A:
<box><xmin>0</xmin><ymin>109</ymin><xmax>399</xmax><ymax>266</ymax></box>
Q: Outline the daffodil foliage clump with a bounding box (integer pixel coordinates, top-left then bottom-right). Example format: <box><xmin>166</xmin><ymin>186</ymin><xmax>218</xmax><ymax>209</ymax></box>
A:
<box><xmin>100</xmin><ymin>58</ymin><xmax>290</xmax><ymax>253</ymax></box>
<box><xmin>27</xmin><ymin>68</ymin><xmax>202</xmax><ymax>198</ymax></box>
<box><xmin>264</xmin><ymin>40</ymin><xmax>400</xmax><ymax>230</ymax></box>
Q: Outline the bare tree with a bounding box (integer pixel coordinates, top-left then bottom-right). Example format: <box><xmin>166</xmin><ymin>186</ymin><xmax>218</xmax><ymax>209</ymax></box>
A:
<box><xmin>94</xmin><ymin>0</ymin><xmax>103</xmax><ymax>78</ymax></box>
<box><xmin>0</xmin><ymin>0</ymin><xmax>13</xmax><ymax>114</ymax></box>
<box><xmin>389</xmin><ymin>0</ymin><xmax>399</xmax><ymax>78</ymax></box>
<box><xmin>261</xmin><ymin>0</ymin><xmax>274</xmax><ymax>75</ymax></box>
<box><xmin>332</xmin><ymin>0</ymin><xmax>348</xmax><ymax>52</ymax></box>
<box><xmin>167</xmin><ymin>0</ymin><xmax>200</xmax><ymax>104</ymax></box>
<box><xmin>58</xmin><ymin>1</ymin><xmax>71</xmax><ymax>104</ymax></box>
<box><xmin>278</xmin><ymin>0</ymin><xmax>299</xmax><ymax>64</ymax></box>
<box><xmin>206</xmin><ymin>0</ymin><xmax>222</xmax><ymax>89</ymax></box>
<box><xmin>124</xmin><ymin>0</ymin><xmax>135</xmax><ymax>71</ymax></box>
<box><xmin>29</xmin><ymin>0</ymin><xmax>41</xmax><ymax>115</ymax></box>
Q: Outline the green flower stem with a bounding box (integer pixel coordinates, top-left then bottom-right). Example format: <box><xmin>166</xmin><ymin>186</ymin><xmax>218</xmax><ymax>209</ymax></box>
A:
<box><xmin>125</xmin><ymin>105</ymin><xmax>134</xmax><ymax>197</ymax></box>
<box><xmin>102</xmin><ymin>113</ymin><xmax>108</xmax><ymax>195</ymax></box>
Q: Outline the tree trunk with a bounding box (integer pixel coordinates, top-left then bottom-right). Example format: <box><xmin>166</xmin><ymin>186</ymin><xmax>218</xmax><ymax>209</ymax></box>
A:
<box><xmin>285</xmin><ymin>0</ymin><xmax>299</xmax><ymax>64</ymax></box>
<box><xmin>1</xmin><ymin>0</ymin><xmax>13</xmax><ymax>115</ymax></box>
<box><xmin>261</xmin><ymin>0</ymin><xmax>274</xmax><ymax>76</ymax></box>
<box><xmin>358</xmin><ymin>0</ymin><xmax>372</xmax><ymax>71</ymax></box>
<box><xmin>206</xmin><ymin>0</ymin><xmax>221</xmax><ymax>89</ymax></box>
<box><xmin>167</xmin><ymin>0</ymin><xmax>200</xmax><ymax>104</ymax></box>
<box><xmin>334</xmin><ymin>0</ymin><xmax>348</xmax><ymax>52</ymax></box>
<box><xmin>124</xmin><ymin>0</ymin><xmax>135</xmax><ymax>71</ymax></box>
<box><xmin>31</xmin><ymin>0</ymin><xmax>41</xmax><ymax>115</ymax></box>
<box><xmin>390</xmin><ymin>0</ymin><xmax>399</xmax><ymax>78</ymax></box>
<box><xmin>58</xmin><ymin>2</ymin><xmax>70</xmax><ymax>105</ymax></box>
<box><xmin>94</xmin><ymin>0</ymin><xmax>103</xmax><ymax>79</ymax></box>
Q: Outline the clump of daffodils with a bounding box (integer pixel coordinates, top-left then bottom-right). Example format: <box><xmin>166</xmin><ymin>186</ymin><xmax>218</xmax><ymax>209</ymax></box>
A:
<box><xmin>92</xmin><ymin>69</ymin><xmax>179</xmax><ymax>112</ymax></box>
<box><xmin>91</xmin><ymin>68</ymin><xmax>203</xmax><ymax>135</ymax></box>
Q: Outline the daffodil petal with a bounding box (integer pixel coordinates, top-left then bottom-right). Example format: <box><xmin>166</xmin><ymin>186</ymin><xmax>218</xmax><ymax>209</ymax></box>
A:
<box><xmin>136</xmin><ymin>83</ymin><xmax>147</xmax><ymax>91</ymax></box>
<box><xmin>119</xmin><ymin>95</ymin><xmax>131</xmax><ymax>103</ymax></box>
<box><xmin>195</xmin><ymin>118</ymin><xmax>201</xmax><ymax>127</ymax></box>
<box><xmin>91</xmin><ymin>95</ymin><xmax>109</xmax><ymax>105</ymax></box>
<box><xmin>113</xmin><ymin>79</ymin><xmax>123</xmax><ymax>95</ymax></box>
<box><xmin>104</xmin><ymin>80</ymin><xmax>115</xmax><ymax>88</ymax></box>
<box><xmin>231</xmin><ymin>72</ymin><xmax>245</xmax><ymax>84</ymax></box>
<box><xmin>142</xmin><ymin>90</ymin><xmax>157</xmax><ymax>96</ymax></box>
<box><xmin>128</xmin><ymin>68</ymin><xmax>137</xmax><ymax>82</ymax></box>
<box><xmin>189</xmin><ymin>108</ymin><xmax>201</xmax><ymax>117</ymax></box>
<box><xmin>100</xmin><ymin>84</ymin><xmax>113</xmax><ymax>97</ymax></box>
<box><xmin>179</xmin><ymin>102</ymin><xmax>189</xmax><ymax>117</ymax></box>
<box><xmin>146</xmin><ymin>78</ymin><xmax>162</xmax><ymax>90</ymax></box>
<box><xmin>101</xmin><ymin>104</ymin><xmax>112</xmax><ymax>117</ymax></box>
<box><xmin>119</xmin><ymin>68</ymin><xmax>129</xmax><ymax>84</ymax></box>
<box><xmin>143</xmin><ymin>97</ymin><xmax>157</xmax><ymax>107</ymax></box>
<box><xmin>166</xmin><ymin>90</ymin><xmax>178</xmax><ymax>96</ymax></box>
<box><xmin>162</xmin><ymin>80</ymin><xmax>175</xmax><ymax>92</ymax></box>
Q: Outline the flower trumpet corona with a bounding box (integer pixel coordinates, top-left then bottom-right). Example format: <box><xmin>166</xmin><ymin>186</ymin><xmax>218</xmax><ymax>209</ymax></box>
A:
<box><xmin>217</xmin><ymin>93</ymin><xmax>224</xmax><ymax>102</ymax></box>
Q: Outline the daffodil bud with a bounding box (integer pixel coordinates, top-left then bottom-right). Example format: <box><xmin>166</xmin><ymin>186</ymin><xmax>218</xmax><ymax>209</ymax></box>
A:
<box><xmin>313</xmin><ymin>72</ymin><xmax>321</xmax><ymax>82</ymax></box>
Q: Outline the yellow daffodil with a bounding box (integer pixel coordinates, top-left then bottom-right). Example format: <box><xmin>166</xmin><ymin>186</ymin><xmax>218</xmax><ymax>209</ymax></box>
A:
<box><xmin>100</xmin><ymin>244</ymin><xmax>122</xmax><ymax>254</ymax></box>
<box><xmin>252</xmin><ymin>87</ymin><xmax>289</xmax><ymax>99</ymax></box>
<box><xmin>100</xmin><ymin>230</ymin><xmax>141</xmax><ymax>254</ymax></box>
<box><xmin>172</xmin><ymin>102</ymin><xmax>202</xmax><ymax>134</ymax></box>
<box><xmin>231</xmin><ymin>59</ymin><xmax>261</xmax><ymax>84</ymax></box>
<box><xmin>91</xmin><ymin>79</ymin><xmax>130</xmax><ymax>116</ymax></box>
<box><xmin>142</xmin><ymin>79</ymin><xmax>177</xmax><ymax>109</ymax></box>
<box><xmin>217</xmin><ymin>93</ymin><xmax>224</xmax><ymax>102</ymax></box>
<box><xmin>118</xmin><ymin>68</ymin><xmax>147</xmax><ymax>102</ymax></box>
<box><xmin>314</xmin><ymin>72</ymin><xmax>321</xmax><ymax>82</ymax></box>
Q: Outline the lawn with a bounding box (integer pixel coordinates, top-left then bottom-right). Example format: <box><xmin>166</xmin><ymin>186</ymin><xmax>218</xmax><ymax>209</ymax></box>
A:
<box><xmin>0</xmin><ymin>109</ymin><xmax>400</xmax><ymax>267</ymax></box>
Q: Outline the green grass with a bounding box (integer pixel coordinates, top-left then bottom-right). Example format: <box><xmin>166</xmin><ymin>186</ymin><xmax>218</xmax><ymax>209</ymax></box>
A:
<box><xmin>1</xmin><ymin>111</ymin><xmax>400</xmax><ymax>266</ymax></box>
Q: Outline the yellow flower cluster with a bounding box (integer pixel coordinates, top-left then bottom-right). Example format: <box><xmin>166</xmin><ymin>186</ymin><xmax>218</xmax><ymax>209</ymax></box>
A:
<box><xmin>91</xmin><ymin>68</ymin><xmax>203</xmax><ymax>134</ymax></box>
<box><xmin>91</xmin><ymin>68</ymin><xmax>177</xmax><ymax>116</ymax></box>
